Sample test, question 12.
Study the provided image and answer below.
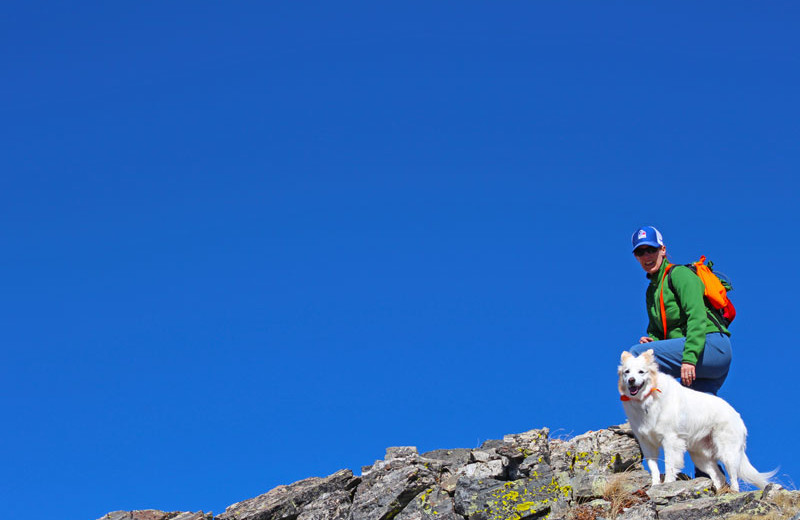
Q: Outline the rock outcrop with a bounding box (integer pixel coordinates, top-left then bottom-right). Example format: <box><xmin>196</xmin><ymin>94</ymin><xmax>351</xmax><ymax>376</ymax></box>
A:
<box><xmin>98</xmin><ymin>424</ymin><xmax>800</xmax><ymax>520</ymax></box>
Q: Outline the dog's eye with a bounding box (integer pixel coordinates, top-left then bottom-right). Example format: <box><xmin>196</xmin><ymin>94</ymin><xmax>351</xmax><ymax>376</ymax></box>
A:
<box><xmin>623</xmin><ymin>369</ymin><xmax>630</xmax><ymax>374</ymax></box>
<box><xmin>638</xmin><ymin>370</ymin><xmax>644</xmax><ymax>374</ymax></box>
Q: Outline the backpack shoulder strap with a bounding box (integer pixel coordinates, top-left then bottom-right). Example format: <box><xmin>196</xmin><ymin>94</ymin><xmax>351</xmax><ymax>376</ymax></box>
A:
<box><xmin>667</xmin><ymin>263</ymin><xmax>727</xmax><ymax>333</ymax></box>
<box><xmin>665</xmin><ymin>264</ymin><xmax>688</xmax><ymax>309</ymax></box>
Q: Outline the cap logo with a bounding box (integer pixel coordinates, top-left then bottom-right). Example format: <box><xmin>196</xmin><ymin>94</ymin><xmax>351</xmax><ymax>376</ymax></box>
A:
<box><xmin>638</xmin><ymin>230</ymin><xmax>648</xmax><ymax>239</ymax></box>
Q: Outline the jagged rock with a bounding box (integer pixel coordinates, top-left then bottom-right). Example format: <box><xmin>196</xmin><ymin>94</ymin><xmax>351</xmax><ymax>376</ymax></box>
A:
<box><xmin>646</xmin><ymin>478</ymin><xmax>715</xmax><ymax>506</ymax></box>
<box><xmin>296</xmin><ymin>490</ymin><xmax>352</xmax><ymax>520</ymax></box>
<box><xmin>550</xmin><ymin>502</ymin><xmax>607</xmax><ymax>520</ymax></box>
<box><xmin>764</xmin><ymin>488</ymin><xmax>800</xmax><ymax>517</ymax></box>
<box><xmin>657</xmin><ymin>491</ymin><xmax>777</xmax><ymax>519</ymax></box>
<box><xmin>453</xmin><ymin>471</ymin><xmax>569</xmax><ymax>520</ymax></box>
<box><xmin>761</xmin><ymin>482</ymin><xmax>785</xmax><ymax>501</ymax></box>
<box><xmin>607</xmin><ymin>469</ymin><xmax>650</xmax><ymax>493</ymax></box>
<box><xmin>562</xmin><ymin>467</ymin><xmax>649</xmax><ymax>503</ymax></box>
<box><xmin>99</xmin><ymin>424</ymin><xmax>799</xmax><ymax>520</ymax></box>
<box><xmin>478</xmin><ymin>438</ymin><xmax>505</xmax><ymax>450</ymax></box>
<box><xmin>514</xmin><ymin>455</ymin><xmax>550</xmax><ymax>481</ymax></box>
<box><xmin>172</xmin><ymin>514</ymin><xmax>213</xmax><ymax>520</ymax></box>
<box><xmin>470</xmin><ymin>450</ymin><xmax>495</xmax><ymax>463</ymax></box>
<box><xmin>550</xmin><ymin>427</ymin><xmax>641</xmax><ymax>476</ymax></box>
<box><xmin>219</xmin><ymin>469</ymin><xmax>358</xmax><ymax>520</ymax></box>
<box><xmin>453</xmin><ymin>477</ymin><xmax>505</xmax><ymax>518</ymax></box>
<box><xmin>608</xmin><ymin>423</ymin><xmax>635</xmax><ymax>437</ymax></box>
<box><xmin>439</xmin><ymin>470</ymin><xmax>460</xmax><ymax>494</ymax></box>
<box><xmin>99</xmin><ymin>513</ymin><xmax>154</xmax><ymax>520</ymax></box>
<box><xmin>395</xmin><ymin>486</ymin><xmax>463</xmax><ymax>520</ymax></box>
<box><xmin>97</xmin><ymin>511</ymin><xmax>210</xmax><ymax>520</ymax></box>
<box><xmin>496</xmin><ymin>428</ymin><xmax>551</xmax><ymax>481</ymax></box>
<box><xmin>456</xmin><ymin>460</ymin><xmax>506</xmax><ymax>480</ymax></box>
<box><xmin>576</xmin><ymin>468</ymin><xmax>651</xmax><ymax>508</ymax></box>
<box><xmin>549</xmin><ymin>426</ymin><xmax>642</xmax><ymax>502</ymax></box>
<box><xmin>350</xmin><ymin>452</ymin><xmax>438</xmax><ymax>520</ymax></box>
<box><xmin>421</xmin><ymin>448</ymin><xmax>472</xmax><ymax>468</ymax></box>
<box><xmin>617</xmin><ymin>501</ymin><xmax>658</xmax><ymax>520</ymax></box>
<box><xmin>535</xmin><ymin>426</ymin><xmax>638</xmax><ymax>507</ymax></box>
<box><xmin>363</xmin><ymin>447</ymin><xmax>447</xmax><ymax>478</ymax></box>
<box><xmin>386</xmin><ymin>447</ymin><xmax>419</xmax><ymax>461</ymax></box>
<box><xmin>497</xmin><ymin>429</ymin><xmax>550</xmax><ymax>460</ymax></box>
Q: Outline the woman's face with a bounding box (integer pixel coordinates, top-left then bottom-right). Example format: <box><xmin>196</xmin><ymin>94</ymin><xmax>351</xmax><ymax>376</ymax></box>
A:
<box><xmin>634</xmin><ymin>245</ymin><xmax>666</xmax><ymax>275</ymax></box>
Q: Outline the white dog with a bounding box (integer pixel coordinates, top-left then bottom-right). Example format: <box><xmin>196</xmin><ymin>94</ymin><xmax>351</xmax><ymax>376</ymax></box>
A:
<box><xmin>618</xmin><ymin>349</ymin><xmax>776</xmax><ymax>491</ymax></box>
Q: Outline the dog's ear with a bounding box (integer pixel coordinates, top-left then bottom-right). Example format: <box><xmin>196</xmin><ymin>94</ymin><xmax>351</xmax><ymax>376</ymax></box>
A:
<box><xmin>620</xmin><ymin>351</ymin><xmax>633</xmax><ymax>363</ymax></box>
<box><xmin>642</xmin><ymin>349</ymin><xmax>655</xmax><ymax>362</ymax></box>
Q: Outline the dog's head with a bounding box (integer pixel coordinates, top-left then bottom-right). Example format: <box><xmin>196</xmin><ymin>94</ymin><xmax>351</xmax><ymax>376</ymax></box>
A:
<box><xmin>618</xmin><ymin>349</ymin><xmax>659</xmax><ymax>400</ymax></box>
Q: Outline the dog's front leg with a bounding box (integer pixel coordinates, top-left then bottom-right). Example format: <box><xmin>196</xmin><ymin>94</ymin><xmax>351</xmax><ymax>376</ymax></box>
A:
<box><xmin>662</xmin><ymin>436</ymin><xmax>686</xmax><ymax>483</ymax></box>
<box><xmin>639</xmin><ymin>439</ymin><xmax>661</xmax><ymax>486</ymax></box>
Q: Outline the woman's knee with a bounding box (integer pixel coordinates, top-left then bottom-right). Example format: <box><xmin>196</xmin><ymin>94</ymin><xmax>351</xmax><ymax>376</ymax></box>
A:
<box><xmin>696</xmin><ymin>335</ymin><xmax>732</xmax><ymax>378</ymax></box>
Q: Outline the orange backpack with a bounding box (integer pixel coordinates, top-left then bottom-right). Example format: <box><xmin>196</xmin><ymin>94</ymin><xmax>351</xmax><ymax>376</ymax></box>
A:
<box><xmin>659</xmin><ymin>255</ymin><xmax>735</xmax><ymax>339</ymax></box>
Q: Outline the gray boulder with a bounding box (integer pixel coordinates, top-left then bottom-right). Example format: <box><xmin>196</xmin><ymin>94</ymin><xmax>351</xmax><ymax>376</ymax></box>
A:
<box><xmin>350</xmin><ymin>448</ymin><xmax>438</xmax><ymax>520</ymax></box>
<box><xmin>421</xmin><ymin>448</ymin><xmax>472</xmax><ymax>468</ymax></box>
<box><xmin>550</xmin><ymin>426</ymin><xmax>642</xmax><ymax>476</ymax></box>
<box><xmin>453</xmin><ymin>472</ymin><xmax>568</xmax><ymax>520</ymax></box>
<box><xmin>98</xmin><ymin>511</ymin><xmax>211</xmax><ymax>520</ymax></box>
<box><xmin>219</xmin><ymin>469</ymin><xmax>358</xmax><ymax>520</ymax></box>
<box><xmin>549</xmin><ymin>425</ymin><xmax>643</xmax><ymax>502</ymax></box>
<box><xmin>646</xmin><ymin>478</ymin><xmax>715</xmax><ymax>506</ymax></box>
<box><xmin>617</xmin><ymin>501</ymin><xmax>658</xmax><ymax>520</ymax></box>
<box><xmin>296</xmin><ymin>490</ymin><xmax>352</xmax><ymax>520</ymax></box>
<box><xmin>657</xmin><ymin>491</ymin><xmax>778</xmax><ymax>519</ymax></box>
<box><xmin>395</xmin><ymin>486</ymin><xmax>463</xmax><ymax>520</ymax></box>
<box><xmin>453</xmin><ymin>477</ymin><xmax>505</xmax><ymax>518</ymax></box>
<box><xmin>497</xmin><ymin>428</ymin><xmax>551</xmax><ymax>481</ymax></box>
<box><xmin>98</xmin><ymin>424</ymin><xmax>800</xmax><ymax>520</ymax></box>
<box><xmin>171</xmin><ymin>514</ymin><xmax>213</xmax><ymax>520</ymax></box>
<box><xmin>456</xmin><ymin>460</ymin><xmax>507</xmax><ymax>480</ymax></box>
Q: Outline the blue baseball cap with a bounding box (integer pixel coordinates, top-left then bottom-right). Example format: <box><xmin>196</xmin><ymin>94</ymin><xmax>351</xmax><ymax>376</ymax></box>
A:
<box><xmin>631</xmin><ymin>226</ymin><xmax>664</xmax><ymax>252</ymax></box>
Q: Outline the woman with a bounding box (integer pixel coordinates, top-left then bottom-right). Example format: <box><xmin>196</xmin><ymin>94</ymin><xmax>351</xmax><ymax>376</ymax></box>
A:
<box><xmin>629</xmin><ymin>226</ymin><xmax>732</xmax><ymax>395</ymax></box>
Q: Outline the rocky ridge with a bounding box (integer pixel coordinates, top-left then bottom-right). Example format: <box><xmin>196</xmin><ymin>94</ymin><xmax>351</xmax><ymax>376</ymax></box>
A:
<box><xmin>99</xmin><ymin>424</ymin><xmax>800</xmax><ymax>520</ymax></box>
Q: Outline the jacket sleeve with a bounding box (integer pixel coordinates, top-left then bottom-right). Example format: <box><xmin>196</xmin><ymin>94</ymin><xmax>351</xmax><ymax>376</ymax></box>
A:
<box><xmin>670</xmin><ymin>266</ymin><xmax>708</xmax><ymax>365</ymax></box>
<box><xmin>644</xmin><ymin>286</ymin><xmax>659</xmax><ymax>340</ymax></box>
<box><xmin>646</xmin><ymin>315</ymin><xmax>658</xmax><ymax>340</ymax></box>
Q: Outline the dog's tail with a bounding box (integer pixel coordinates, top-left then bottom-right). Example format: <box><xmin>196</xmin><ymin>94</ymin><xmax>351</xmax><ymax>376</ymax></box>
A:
<box><xmin>738</xmin><ymin>453</ymin><xmax>778</xmax><ymax>489</ymax></box>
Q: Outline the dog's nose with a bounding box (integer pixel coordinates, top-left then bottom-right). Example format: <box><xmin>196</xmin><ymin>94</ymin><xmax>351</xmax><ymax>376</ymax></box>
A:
<box><xmin>628</xmin><ymin>378</ymin><xmax>636</xmax><ymax>385</ymax></box>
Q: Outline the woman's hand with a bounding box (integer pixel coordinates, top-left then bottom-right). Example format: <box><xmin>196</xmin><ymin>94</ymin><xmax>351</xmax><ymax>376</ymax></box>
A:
<box><xmin>639</xmin><ymin>336</ymin><xmax>654</xmax><ymax>344</ymax></box>
<box><xmin>681</xmin><ymin>363</ymin><xmax>696</xmax><ymax>386</ymax></box>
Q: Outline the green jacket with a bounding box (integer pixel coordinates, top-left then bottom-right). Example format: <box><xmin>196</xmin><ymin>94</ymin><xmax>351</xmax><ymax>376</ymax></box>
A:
<box><xmin>645</xmin><ymin>260</ymin><xmax>731</xmax><ymax>365</ymax></box>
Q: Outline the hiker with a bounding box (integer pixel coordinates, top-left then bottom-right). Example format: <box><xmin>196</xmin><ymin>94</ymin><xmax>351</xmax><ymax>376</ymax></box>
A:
<box><xmin>628</xmin><ymin>226</ymin><xmax>732</xmax><ymax>396</ymax></box>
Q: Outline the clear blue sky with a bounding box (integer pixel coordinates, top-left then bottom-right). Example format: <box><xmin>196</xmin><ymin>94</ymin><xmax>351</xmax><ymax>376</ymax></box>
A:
<box><xmin>2</xmin><ymin>3</ymin><xmax>799</xmax><ymax>519</ymax></box>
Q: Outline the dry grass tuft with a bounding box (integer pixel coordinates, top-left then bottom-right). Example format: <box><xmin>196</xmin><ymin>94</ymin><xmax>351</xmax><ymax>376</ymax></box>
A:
<box><xmin>773</xmin><ymin>490</ymin><xmax>800</xmax><ymax>508</ymax></box>
<box><xmin>602</xmin><ymin>473</ymin><xmax>648</xmax><ymax>518</ymax></box>
<box><xmin>715</xmin><ymin>483</ymin><xmax>733</xmax><ymax>495</ymax></box>
<box><xmin>567</xmin><ymin>504</ymin><xmax>606</xmax><ymax>520</ymax></box>
<box><xmin>771</xmin><ymin>490</ymin><xmax>800</xmax><ymax>519</ymax></box>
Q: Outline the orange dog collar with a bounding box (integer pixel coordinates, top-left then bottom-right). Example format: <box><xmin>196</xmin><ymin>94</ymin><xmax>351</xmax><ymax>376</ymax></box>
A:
<box><xmin>620</xmin><ymin>388</ymin><xmax>662</xmax><ymax>401</ymax></box>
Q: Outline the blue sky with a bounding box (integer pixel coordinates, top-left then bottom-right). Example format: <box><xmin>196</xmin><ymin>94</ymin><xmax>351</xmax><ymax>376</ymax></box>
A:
<box><xmin>2</xmin><ymin>3</ymin><xmax>799</xmax><ymax>519</ymax></box>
